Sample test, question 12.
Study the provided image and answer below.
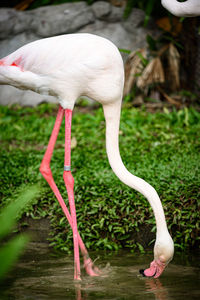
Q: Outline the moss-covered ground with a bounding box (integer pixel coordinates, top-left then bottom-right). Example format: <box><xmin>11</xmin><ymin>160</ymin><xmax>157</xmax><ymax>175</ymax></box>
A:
<box><xmin>0</xmin><ymin>103</ymin><xmax>199</xmax><ymax>252</ymax></box>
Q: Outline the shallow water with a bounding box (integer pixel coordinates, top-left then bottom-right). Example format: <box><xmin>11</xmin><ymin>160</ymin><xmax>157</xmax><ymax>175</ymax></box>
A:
<box><xmin>0</xmin><ymin>243</ymin><xmax>199</xmax><ymax>300</ymax></box>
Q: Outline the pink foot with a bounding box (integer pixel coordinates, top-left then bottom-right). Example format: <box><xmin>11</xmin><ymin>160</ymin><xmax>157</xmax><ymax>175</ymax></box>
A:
<box><xmin>74</xmin><ymin>276</ymin><xmax>81</xmax><ymax>281</ymax></box>
<box><xmin>84</xmin><ymin>257</ymin><xmax>101</xmax><ymax>276</ymax></box>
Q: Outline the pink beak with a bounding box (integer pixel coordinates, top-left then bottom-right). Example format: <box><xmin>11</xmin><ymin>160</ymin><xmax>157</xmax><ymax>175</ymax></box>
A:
<box><xmin>140</xmin><ymin>260</ymin><xmax>166</xmax><ymax>278</ymax></box>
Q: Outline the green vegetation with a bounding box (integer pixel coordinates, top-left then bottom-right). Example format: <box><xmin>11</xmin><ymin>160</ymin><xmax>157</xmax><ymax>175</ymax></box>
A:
<box><xmin>0</xmin><ymin>103</ymin><xmax>199</xmax><ymax>253</ymax></box>
<box><xmin>0</xmin><ymin>186</ymin><xmax>39</xmax><ymax>280</ymax></box>
<box><xmin>124</xmin><ymin>0</ymin><xmax>166</xmax><ymax>24</ymax></box>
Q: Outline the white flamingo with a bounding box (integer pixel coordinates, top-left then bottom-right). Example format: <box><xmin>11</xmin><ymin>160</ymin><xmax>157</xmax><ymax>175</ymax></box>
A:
<box><xmin>161</xmin><ymin>0</ymin><xmax>200</xmax><ymax>17</ymax></box>
<box><xmin>0</xmin><ymin>33</ymin><xmax>174</xmax><ymax>280</ymax></box>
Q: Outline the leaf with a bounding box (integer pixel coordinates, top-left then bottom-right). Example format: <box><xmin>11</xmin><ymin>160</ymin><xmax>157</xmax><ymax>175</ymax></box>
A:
<box><xmin>71</xmin><ymin>137</ymin><xmax>77</xmax><ymax>149</ymax></box>
<box><xmin>144</xmin><ymin>0</ymin><xmax>156</xmax><ymax>27</ymax></box>
<box><xmin>123</xmin><ymin>0</ymin><xmax>138</xmax><ymax>18</ymax></box>
<box><xmin>156</xmin><ymin>16</ymin><xmax>182</xmax><ymax>36</ymax></box>
<box><xmin>119</xmin><ymin>48</ymin><xmax>131</xmax><ymax>54</ymax></box>
<box><xmin>184</xmin><ymin>107</ymin><xmax>189</xmax><ymax>127</ymax></box>
<box><xmin>137</xmin><ymin>57</ymin><xmax>165</xmax><ymax>89</ymax></box>
<box><xmin>146</xmin><ymin>35</ymin><xmax>157</xmax><ymax>51</ymax></box>
<box><xmin>136</xmin><ymin>51</ymin><xmax>149</xmax><ymax>67</ymax></box>
<box><xmin>167</xmin><ymin>43</ymin><xmax>180</xmax><ymax>91</ymax></box>
<box><xmin>0</xmin><ymin>234</ymin><xmax>29</xmax><ymax>280</ymax></box>
<box><xmin>0</xmin><ymin>185</ymin><xmax>39</xmax><ymax>240</ymax></box>
<box><xmin>124</xmin><ymin>49</ymin><xmax>147</xmax><ymax>96</ymax></box>
<box><xmin>15</xmin><ymin>0</ymin><xmax>35</xmax><ymax>11</ymax></box>
<box><xmin>158</xmin><ymin>86</ymin><xmax>181</xmax><ymax>107</ymax></box>
<box><xmin>137</xmin><ymin>242</ymin><xmax>145</xmax><ymax>253</ymax></box>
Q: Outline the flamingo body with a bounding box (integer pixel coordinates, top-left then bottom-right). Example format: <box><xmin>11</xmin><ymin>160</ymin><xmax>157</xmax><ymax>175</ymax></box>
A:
<box><xmin>0</xmin><ymin>33</ymin><xmax>174</xmax><ymax>280</ymax></box>
<box><xmin>0</xmin><ymin>34</ymin><xmax>124</xmax><ymax>109</ymax></box>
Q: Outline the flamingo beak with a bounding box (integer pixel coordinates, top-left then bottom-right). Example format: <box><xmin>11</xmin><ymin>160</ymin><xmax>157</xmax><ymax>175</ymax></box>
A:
<box><xmin>139</xmin><ymin>260</ymin><xmax>166</xmax><ymax>278</ymax></box>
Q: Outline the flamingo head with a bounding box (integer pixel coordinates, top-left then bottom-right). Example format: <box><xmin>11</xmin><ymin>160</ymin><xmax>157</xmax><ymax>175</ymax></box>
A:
<box><xmin>140</xmin><ymin>234</ymin><xmax>174</xmax><ymax>278</ymax></box>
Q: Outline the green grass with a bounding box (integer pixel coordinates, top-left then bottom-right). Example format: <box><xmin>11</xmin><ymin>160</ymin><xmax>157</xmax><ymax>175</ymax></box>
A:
<box><xmin>0</xmin><ymin>103</ymin><xmax>199</xmax><ymax>252</ymax></box>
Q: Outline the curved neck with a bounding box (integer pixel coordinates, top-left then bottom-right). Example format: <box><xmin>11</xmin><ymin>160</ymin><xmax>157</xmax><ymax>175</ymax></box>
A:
<box><xmin>161</xmin><ymin>0</ymin><xmax>200</xmax><ymax>17</ymax></box>
<box><xmin>103</xmin><ymin>102</ymin><xmax>168</xmax><ymax>237</ymax></box>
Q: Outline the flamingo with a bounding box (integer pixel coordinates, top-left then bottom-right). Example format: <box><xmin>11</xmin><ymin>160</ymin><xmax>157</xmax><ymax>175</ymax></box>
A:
<box><xmin>0</xmin><ymin>33</ymin><xmax>174</xmax><ymax>280</ymax></box>
<box><xmin>161</xmin><ymin>0</ymin><xmax>200</xmax><ymax>17</ymax></box>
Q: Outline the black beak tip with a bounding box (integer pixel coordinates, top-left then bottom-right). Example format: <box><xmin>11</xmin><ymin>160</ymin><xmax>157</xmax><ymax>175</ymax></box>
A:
<box><xmin>139</xmin><ymin>269</ymin><xmax>146</xmax><ymax>277</ymax></box>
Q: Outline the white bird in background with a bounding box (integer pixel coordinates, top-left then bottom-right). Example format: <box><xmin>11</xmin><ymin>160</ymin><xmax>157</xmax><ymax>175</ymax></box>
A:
<box><xmin>0</xmin><ymin>33</ymin><xmax>174</xmax><ymax>280</ymax></box>
<box><xmin>161</xmin><ymin>0</ymin><xmax>200</xmax><ymax>17</ymax></box>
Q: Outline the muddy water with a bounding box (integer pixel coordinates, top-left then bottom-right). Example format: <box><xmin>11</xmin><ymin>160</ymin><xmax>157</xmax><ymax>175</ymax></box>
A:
<box><xmin>0</xmin><ymin>243</ymin><xmax>199</xmax><ymax>300</ymax></box>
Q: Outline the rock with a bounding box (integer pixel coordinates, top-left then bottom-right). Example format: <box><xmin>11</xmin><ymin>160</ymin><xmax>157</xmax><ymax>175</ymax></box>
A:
<box><xmin>122</xmin><ymin>8</ymin><xmax>145</xmax><ymax>33</ymax></box>
<box><xmin>0</xmin><ymin>32</ymin><xmax>38</xmax><ymax>58</ymax></box>
<box><xmin>91</xmin><ymin>1</ymin><xmax>111</xmax><ymax>19</ymax></box>
<box><xmin>0</xmin><ymin>8</ymin><xmax>18</xmax><ymax>39</ymax></box>
<box><xmin>30</xmin><ymin>2</ymin><xmax>95</xmax><ymax>37</ymax></box>
<box><xmin>105</xmin><ymin>5</ymin><xmax>124</xmax><ymax>22</ymax></box>
<box><xmin>79</xmin><ymin>20</ymin><xmax>132</xmax><ymax>50</ymax></box>
<box><xmin>0</xmin><ymin>85</ymin><xmax>57</xmax><ymax>106</ymax></box>
<box><xmin>91</xmin><ymin>1</ymin><xmax>124</xmax><ymax>22</ymax></box>
<box><xmin>79</xmin><ymin>21</ymin><xmax>156</xmax><ymax>60</ymax></box>
<box><xmin>13</xmin><ymin>11</ymin><xmax>33</xmax><ymax>36</ymax></box>
<box><xmin>0</xmin><ymin>8</ymin><xmax>33</xmax><ymax>39</ymax></box>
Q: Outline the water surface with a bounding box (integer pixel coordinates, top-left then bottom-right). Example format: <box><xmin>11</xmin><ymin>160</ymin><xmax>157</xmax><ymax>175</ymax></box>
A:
<box><xmin>0</xmin><ymin>243</ymin><xmax>199</xmax><ymax>300</ymax></box>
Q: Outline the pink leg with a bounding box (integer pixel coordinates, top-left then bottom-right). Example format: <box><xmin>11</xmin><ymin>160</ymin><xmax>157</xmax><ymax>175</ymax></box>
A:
<box><xmin>63</xmin><ymin>109</ymin><xmax>81</xmax><ymax>280</ymax></box>
<box><xmin>40</xmin><ymin>106</ymin><xmax>98</xmax><ymax>279</ymax></box>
